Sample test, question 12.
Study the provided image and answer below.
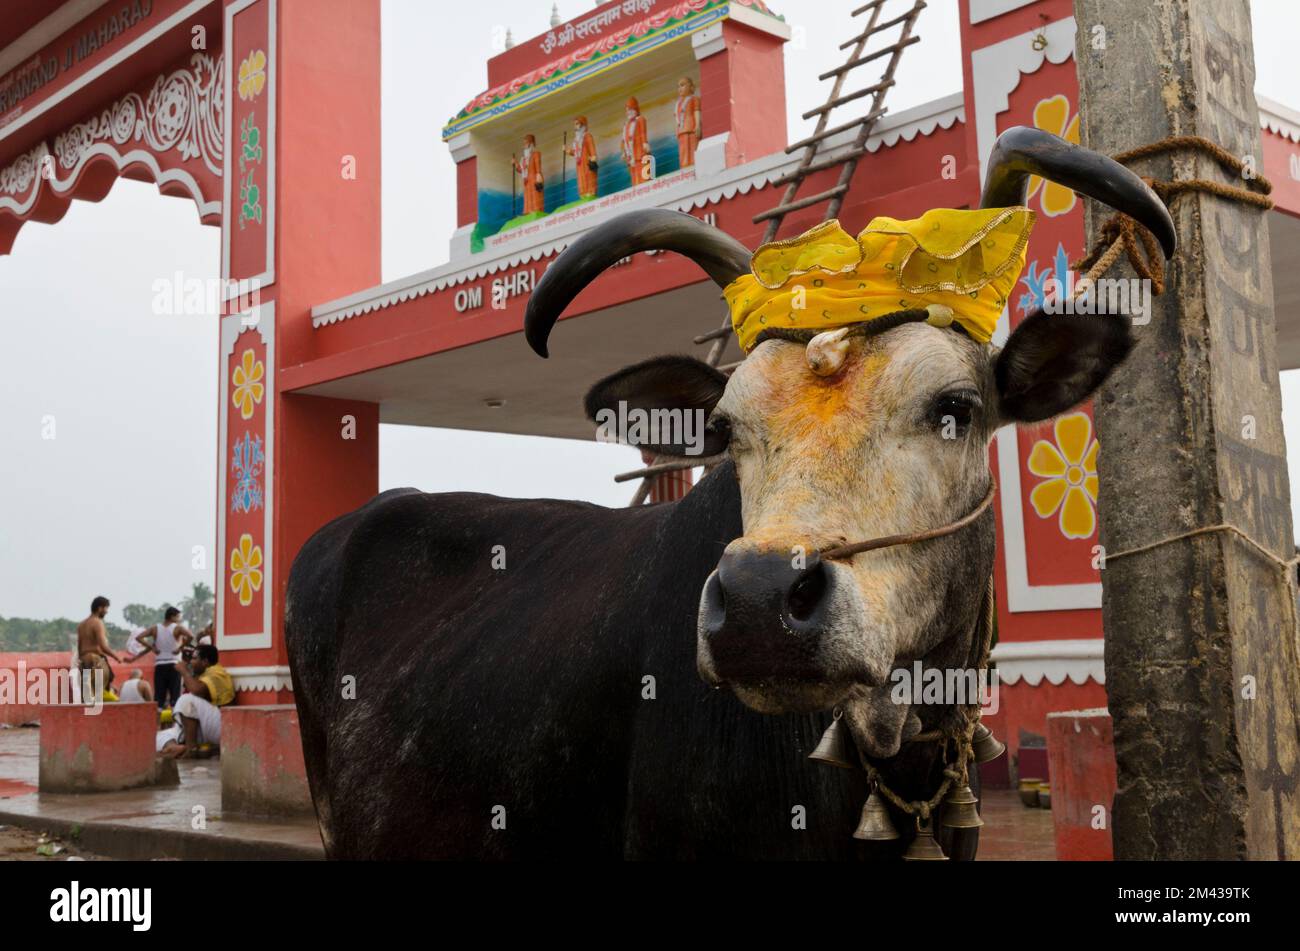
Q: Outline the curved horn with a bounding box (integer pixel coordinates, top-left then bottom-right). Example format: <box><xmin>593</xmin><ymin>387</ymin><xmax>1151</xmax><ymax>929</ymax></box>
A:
<box><xmin>981</xmin><ymin>126</ymin><xmax>1176</xmax><ymax>259</ymax></box>
<box><xmin>524</xmin><ymin>209</ymin><xmax>751</xmax><ymax>357</ymax></box>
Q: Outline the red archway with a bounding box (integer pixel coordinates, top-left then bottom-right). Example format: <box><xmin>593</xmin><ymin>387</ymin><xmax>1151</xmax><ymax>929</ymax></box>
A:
<box><xmin>1</xmin><ymin>0</ymin><xmax>382</xmax><ymax>702</ymax></box>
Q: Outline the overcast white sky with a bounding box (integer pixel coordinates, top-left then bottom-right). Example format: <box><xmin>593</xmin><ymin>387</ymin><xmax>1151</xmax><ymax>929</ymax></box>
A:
<box><xmin>0</xmin><ymin>0</ymin><xmax>1294</xmax><ymax>625</ymax></box>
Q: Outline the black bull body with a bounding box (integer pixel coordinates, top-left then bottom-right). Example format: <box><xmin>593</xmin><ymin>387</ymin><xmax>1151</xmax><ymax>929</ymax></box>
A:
<box><xmin>287</xmin><ymin>469</ymin><xmax>903</xmax><ymax>859</ymax></box>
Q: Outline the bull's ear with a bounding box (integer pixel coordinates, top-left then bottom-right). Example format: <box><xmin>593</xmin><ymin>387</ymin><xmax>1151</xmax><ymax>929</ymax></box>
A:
<box><xmin>584</xmin><ymin>355</ymin><xmax>730</xmax><ymax>456</ymax></box>
<box><xmin>994</xmin><ymin>311</ymin><xmax>1133</xmax><ymax>423</ymax></box>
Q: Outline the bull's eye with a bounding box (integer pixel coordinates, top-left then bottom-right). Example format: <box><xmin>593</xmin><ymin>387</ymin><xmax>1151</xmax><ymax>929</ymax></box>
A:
<box><xmin>931</xmin><ymin>390</ymin><xmax>980</xmax><ymax>435</ymax></box>
<box><xmin>707</xmin><ymin>413</ymin><xmax>734</xmax><ymax>453</ymax></box>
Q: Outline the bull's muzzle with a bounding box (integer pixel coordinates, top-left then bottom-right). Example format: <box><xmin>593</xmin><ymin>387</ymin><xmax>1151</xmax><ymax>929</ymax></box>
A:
<box><xmin>698</xmin><ymin>548</ymin><xmax>833</xmax><ymax>682</ymax></box>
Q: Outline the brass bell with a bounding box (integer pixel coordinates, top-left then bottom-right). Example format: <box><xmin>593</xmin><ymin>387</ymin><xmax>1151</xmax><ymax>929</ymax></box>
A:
<box><xmin>808</xmin><ymin>711</ymin><xmax>856</xmax><ymax>769</ymax></box>
<box><xmin>902</xmin><ymin>818</ymin><xmax>948</xmax><ymax>861</ymax></box>
<box><xmin>852</xmin><ymin>789</ymin><xmax>900</xmax><ymax>841</ymax></box>
<box><xmin>971</xmin><ymin>722</ymin><xmax>1006</xmax><ymax>763</ymax></box>
<box><xmin>941</xmin><ymin>782</ymin><xmax>984</xmax><ymax>830</ymax></box>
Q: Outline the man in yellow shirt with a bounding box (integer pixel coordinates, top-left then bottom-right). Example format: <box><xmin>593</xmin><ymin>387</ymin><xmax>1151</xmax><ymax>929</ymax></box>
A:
<box><xmin>159</xmin><ymin>644</ymin><xmax>234</xmax><ymax>757</ymax></box>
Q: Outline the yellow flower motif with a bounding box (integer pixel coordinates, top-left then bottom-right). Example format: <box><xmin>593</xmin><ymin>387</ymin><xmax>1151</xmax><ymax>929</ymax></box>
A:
<box><xmin>238</xmin><ymin>49</ymin><xmax>267</xmax><ymax>101</ymax></box>
<box><xmin>229</xmin><ymin>533</ymin><xmax>264</xmax><ymax>607</ymax></box>
<box><xmin>231</xmin><ymin>348</ymin><xmax>265</xmax><ymax>420</ymax></box>
<box><xmin>1027</xmin><ymin>412</ymin><xmax>1099</xmax><ymax>540</ymax></box>
<box><xmin>1025</xmin><ymin>94</ymin><xmax>1080</xmax><ymax>217</ymax></box>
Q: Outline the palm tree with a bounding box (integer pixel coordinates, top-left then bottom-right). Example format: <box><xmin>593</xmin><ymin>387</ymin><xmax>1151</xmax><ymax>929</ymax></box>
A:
<box><xmin>181</xmin><ymin>582</ymin><xmax>215</xmax><ymax>630</ymax></box>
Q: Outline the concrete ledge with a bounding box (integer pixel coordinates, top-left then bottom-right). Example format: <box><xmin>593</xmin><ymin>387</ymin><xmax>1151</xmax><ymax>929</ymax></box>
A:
<box><xmin>0</xmin><ymin>808</ymin><xmax>323</xmax><ymax>861</ymax></box>
<box><xmin>39</xmin><ymin>702</ymin><xmax>177</xmax><ymax>793</ymax></box>
<box><xmin>221</xmin><ymin>704</ymin><xmax>313</xmax><ymax>818</ymax></box>
<box><xmin>1046</xmin><ymin>708</ymin><xmax>1116</xmax><ymax>861</ymax></box>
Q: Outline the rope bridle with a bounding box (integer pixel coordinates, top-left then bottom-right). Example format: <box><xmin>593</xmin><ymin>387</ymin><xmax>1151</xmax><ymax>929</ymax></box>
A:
<box><xmin>819</xmin><ymin>481</ymin><xmax>997</xmax><ymax>562</ymax></box>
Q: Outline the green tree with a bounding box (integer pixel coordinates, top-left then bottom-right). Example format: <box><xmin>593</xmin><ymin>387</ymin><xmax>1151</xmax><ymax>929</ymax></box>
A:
<box><xmin>122</xmin><ymin>603</ymin><xmax>163</xmax><ymax>628</ymax></box>
<box><xmin>180</xmin><ymin>582</ymin><xmax>215</xmax><ymax>629</ymax></box>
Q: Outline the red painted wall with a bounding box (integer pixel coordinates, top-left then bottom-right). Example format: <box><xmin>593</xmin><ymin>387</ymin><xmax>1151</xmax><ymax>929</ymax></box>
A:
<box><xmin>982</xmin><ymin>677</ymin><xmax>1108</xmax><ymax>781</ymax></box>
<box><xmin>1</xmin><ymin>653</ymin><xmax>154</xmax><ymax>724</ymax></box>
<box><xmin>717</xmin><ymin>19</ymin><xmax>788</xmax><ymax>167</ymax></box>
<box><xmin>456</xmin><ymin>155</ymin><xmax>478</xmax><ymax>228</ymax></box>
<box><xmin>1262</xmin><ymin>128</ymin><xmax>1300</xmax><ymax>217</ymax></box>
<box><xmin>485</xmin><ymin>0</ymin><xmax>688</xmax><ymax>90</ymax></box>
<box><xmin>39</xmin><ymin>701</ymin><xmax>161</xmax><ymax>791</ymax></box>
<box><xmin>274</xmin><ymin>0</ymin><xmax>383</xmax><ymax>372</ymax></box>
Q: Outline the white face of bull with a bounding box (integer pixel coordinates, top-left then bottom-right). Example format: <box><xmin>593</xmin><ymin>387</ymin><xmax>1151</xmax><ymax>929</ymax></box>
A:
<box><xmin>695</xmin><ymin>324</ymin><xmax>997</xmax><ymax>728</ymax></box>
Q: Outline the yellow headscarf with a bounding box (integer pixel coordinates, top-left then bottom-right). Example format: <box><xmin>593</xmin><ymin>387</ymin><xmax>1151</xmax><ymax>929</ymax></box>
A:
<box><xmin>724</xmin><ymin>207</ymin><xmax>1035</xmax><ymax>352</ymax></box>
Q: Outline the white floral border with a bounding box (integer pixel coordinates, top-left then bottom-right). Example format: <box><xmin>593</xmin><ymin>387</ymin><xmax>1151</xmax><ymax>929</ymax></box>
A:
<box><xmin>0</xmin><ymin>54</ymin><xmax>223</xmax><ymax>225</ymax></box>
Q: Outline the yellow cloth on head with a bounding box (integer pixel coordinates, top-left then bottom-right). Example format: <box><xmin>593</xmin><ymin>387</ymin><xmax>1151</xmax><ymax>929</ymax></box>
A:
<box><xmin>725</xmin><ymin>207</ymin><xmax>1035</xmax><ymax>352</ymax></box>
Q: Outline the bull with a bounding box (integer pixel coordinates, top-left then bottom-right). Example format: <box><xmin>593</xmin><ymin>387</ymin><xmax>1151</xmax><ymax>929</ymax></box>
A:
<box><xmin>286</xmin><ymin>128</ymin><xmax>1175</xmax><ymax>859</ymax></box>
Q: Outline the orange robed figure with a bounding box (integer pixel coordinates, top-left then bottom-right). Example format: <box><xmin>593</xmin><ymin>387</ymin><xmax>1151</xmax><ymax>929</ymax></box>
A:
<box><xmin>516</xmin><ymin>134</ymin><xmax>545</xmax><ymax>214</ymax></box>
<box><xmin>570</xmin><ymin>116</ymin><xmax>599</xmax><ymax>199</ymax></box>
<box><xmin>675</xmin><ymin>77</ymin><xmax>701</xmax><ymax>168</ymax></box>
<box><xmin>622</xmin><ymin>97</ymin><xmax>651</xmax><ymax>185</ymax></box>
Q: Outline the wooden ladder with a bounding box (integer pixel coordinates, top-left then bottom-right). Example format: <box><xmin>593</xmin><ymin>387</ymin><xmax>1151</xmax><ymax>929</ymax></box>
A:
<box><xmin>622</xmin><ymin>0</ymin><xmax>927</xmax><ymax>503</ymax></box>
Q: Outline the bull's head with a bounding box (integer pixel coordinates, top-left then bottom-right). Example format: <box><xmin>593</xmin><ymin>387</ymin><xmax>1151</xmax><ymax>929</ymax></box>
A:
<box><xmin>524</xmin><ymin>128</ymin><xmax>1174</xmax><ymax>756</ymax></box>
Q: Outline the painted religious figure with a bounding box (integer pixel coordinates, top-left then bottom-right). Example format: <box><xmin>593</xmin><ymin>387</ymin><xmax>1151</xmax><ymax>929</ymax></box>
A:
<box><xmin>516</xmin><ymin>134</ymin><xmax>545</xmax><ymax>215</ymax></box>
<box><xmin>570</xmin><ymin>116</ymin><xmax>599</xmax><ymax>199</ymax></box>
<box><xmin>622</xmin><ymin>97</ymin><xmax>651</xmax><ymax>185</ymax></box>
<box><xmin>675</xmin><ymin>77</ymin><xmax>702</xmax><ymax>168</ymax></box>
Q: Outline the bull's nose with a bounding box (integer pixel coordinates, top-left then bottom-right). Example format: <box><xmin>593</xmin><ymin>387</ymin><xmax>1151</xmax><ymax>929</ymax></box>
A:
<box><xmin>700</xmin><ymin>549</ymin><xmax>832</xmax><ymax>679</ymax></box>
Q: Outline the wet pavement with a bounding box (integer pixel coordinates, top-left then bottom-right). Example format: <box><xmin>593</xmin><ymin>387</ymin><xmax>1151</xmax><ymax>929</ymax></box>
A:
<box><xmin>0</xmin><ymin>725</ymin><xmax>323</xmax><ymax>860</ymax></box>
<box><xmin>976</xmin><ymin>787</ymin><xmax>1057</xmax><ymax>860</ymax></box>
<box><xmin>0</xmin><ymin>725</ymin><xmax>1054</xmax><ymax>860</ymax></box>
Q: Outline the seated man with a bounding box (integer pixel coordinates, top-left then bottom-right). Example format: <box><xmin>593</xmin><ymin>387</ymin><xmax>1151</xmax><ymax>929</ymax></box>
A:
<box><xmin>157</xmin><ymin>644</ymin><xmax>234</xmax><ymax>758</ymax></box>
<box><xmin>118</xmin><ymin>669</ymin><xmax>154</xmax><ymax>703</ymax></box>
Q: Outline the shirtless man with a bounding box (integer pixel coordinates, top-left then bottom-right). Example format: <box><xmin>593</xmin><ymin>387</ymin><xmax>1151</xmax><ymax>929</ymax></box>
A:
<box><xmin>76</xmin><ymin>596</ymin><xmax>120</xmax><ymax>702</ymax></box>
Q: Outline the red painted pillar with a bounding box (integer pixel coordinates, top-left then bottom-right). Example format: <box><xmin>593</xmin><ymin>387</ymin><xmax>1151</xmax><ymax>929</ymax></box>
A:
<box><xmin>692</xmin><ymin>12</ymin><xmax>790</xmax><ymax>172</ymax></box>
<box><xmin>1046</xmin><ymin>709</ymin><xmax>1117</xmax><ymax>860</ymax></box>
<box><xmin>217</xmin><ymin>0</ymin><xmax>381</xmax><ymax>703</ymax></box>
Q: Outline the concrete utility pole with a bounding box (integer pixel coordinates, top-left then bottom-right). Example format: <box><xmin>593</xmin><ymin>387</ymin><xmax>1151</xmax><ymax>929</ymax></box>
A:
<box><xmin>1074</xmin><ymin>0</ymin><xmax>1300</xmax><ymax>859</ymax></box>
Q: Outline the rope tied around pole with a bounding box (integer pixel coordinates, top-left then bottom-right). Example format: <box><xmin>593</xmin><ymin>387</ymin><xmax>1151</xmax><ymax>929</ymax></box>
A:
<box><xmin>1073</xmin><ymin>133</ymin><xmax>1298</xmax><ymax>633</ymax></box>
<box><xmin>1071</xmin><ymin>134</ymin><xmax>1275</xmax><ymax>300</ymax></box>
<box><xmin>1106</xmin><ymin>522</ymin><xmax>1300</xmax><ymax>669</ymax></box>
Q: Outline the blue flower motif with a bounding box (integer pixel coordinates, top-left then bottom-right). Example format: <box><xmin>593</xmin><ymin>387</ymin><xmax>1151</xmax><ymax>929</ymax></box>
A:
<box><xmin>231</xmin><ymin>433</ymin><xmax>265</xmax><ymax>514</ymax></box>
<box><xmin>1018</xmin><ymin>242</ymin><xmax>1072</xmax><ymax>315</ymax></box>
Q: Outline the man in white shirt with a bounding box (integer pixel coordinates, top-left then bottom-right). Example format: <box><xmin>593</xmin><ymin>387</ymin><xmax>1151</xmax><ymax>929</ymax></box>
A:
<box><xmin>133</xmin><ymin>606</ymin><xmax>193</xmax><ymax>709</ymax></box>
<box><xmin>118</xmin><ymin>669</ymin><xmax>154</xmax><ymax>703</ymax></box>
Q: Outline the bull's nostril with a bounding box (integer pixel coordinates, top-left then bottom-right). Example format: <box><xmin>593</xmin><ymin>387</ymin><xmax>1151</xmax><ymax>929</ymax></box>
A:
<box><xmin>701</xmin><ymin>571</ymin><xmax>727</xmax><ymax>637</ymax></box>
<box><xmin>787</xmin><ymin>563</ymin><xmax>827</xmax><ymax>623</ymax></box>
